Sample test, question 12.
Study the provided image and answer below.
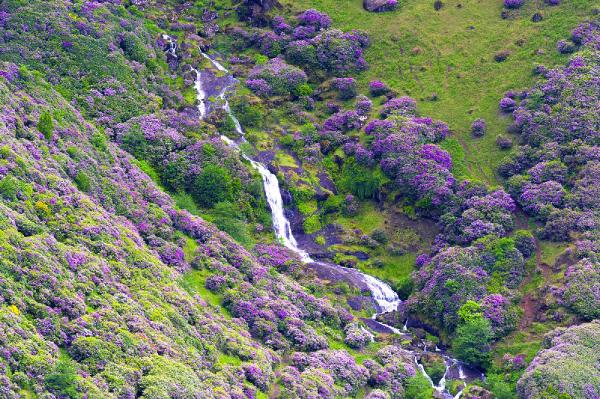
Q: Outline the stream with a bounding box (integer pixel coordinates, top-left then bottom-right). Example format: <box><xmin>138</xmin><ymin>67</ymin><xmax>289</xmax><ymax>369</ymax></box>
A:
<box><xmin>165</xmin><ymin>35</ymin><xmax>481</xmax><ymax>398</ymax></box>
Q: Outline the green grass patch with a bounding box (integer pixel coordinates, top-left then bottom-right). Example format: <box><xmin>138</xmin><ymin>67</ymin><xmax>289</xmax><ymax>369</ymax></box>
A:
<box><xmin>275</xmin><ymin>152</ymin><xmax>298</xmax><ymax>168</ymax></box>
<box><xmin>180</xmin><ymin>269</ymin><xmax>231</xmax><ymax>316</ymax></box>
<box><xmin>538</xmin><ymin>240</ymin><xmax>568</xmax><ymax>265</ymax></box>
<box><xmin>336</xmin><ymin>202</ymin><xmax>385</xmax><ymax>233</ymax></box>
<box><xmin>359</xmin><ymin>253</ymin><xmax>416</xmax><ymax>290</ymax></box>
<box><xmin>218</xmin><ymin>353</ymin><xmax>243</xmax><ymax>367</ymax></box>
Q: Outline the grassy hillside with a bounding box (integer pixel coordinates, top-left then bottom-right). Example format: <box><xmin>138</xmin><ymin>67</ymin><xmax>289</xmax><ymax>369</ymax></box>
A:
<box><xmin>280</xmin><ymin>0</ymin><xmax>595</xmax><ymax>183</ymax></box>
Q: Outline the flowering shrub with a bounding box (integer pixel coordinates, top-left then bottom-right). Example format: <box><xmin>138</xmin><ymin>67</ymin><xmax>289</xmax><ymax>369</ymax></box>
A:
<box><xmin>563</xmin><ymin>259</ymin><xmax>600</xmax><ymax>320</ymax></box>
<box><xmin>503</xmin><ymin>0</ymin><xmax>524</xmax><ymax>8</ymax></box>
<box><xmin>480</xmin><ymin>294</ymin><xmax>518</xmax><ymax>336</ymax></box>
<box><xmin>470</xmin><ymin>118</ymin><xmax>486</xmax><ymax>137</ymax></box>
<box><xmin>499</xmin><ymin>97</ymin><xmax>516</xmax><ymax>112</ymax></box>
<box><xmin>297</xmin><ymin>9</ymin><xmax>332</xmax><ymax>31</ymax></box>
<box><xmin>556</xmin><ymin>39</ymin><xmax>575</xmax><ymax>54</ymax></box>
<box><xmin>381</xmin><ymin>97</ymin><xmax>417</xmax><ymax>117</ymax></box>
<box><xmin>498</xmin><ymin>24</ymin><xmax>600</xmax><ymax>251</ymax></box>
<box><xmin>247</xmin><ymin>58</ymin><xmax>308</xmax><ymax>97</ymax></box>
<box><xmin>517</xmin><ymin>321</ymin><xmax>600</xmax><ymax>398</ymax></box>
<box><xmin>332</xmin><ymin>77</ymin><xmax>357</xmax><ymax>99</ymax></box>
<box><xmin>344</xmin><ymin>323</ymin><xmax>373</xmax><ymax>348</ymax></box>
<box><xmin>369</xmin><ymin>80</ymin><xmax>389</xmax><ymax>96</ymax></box>
<box><xmin>355</xmin><ymin>95</ymin><xmax>374</xmax><ymax>116</ymax></box>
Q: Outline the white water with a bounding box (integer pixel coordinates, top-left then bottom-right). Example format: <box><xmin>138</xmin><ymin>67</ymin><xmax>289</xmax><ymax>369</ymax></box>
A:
<box><xmin>162</xmin><ymin>34</ymin><xmax>177</xmax><ymax>58</ymax></box>
<box><xmin>191</xmin><ymin>67</ymin><xmax>207</xmax><ymax>119</ymax></box>
<box><xmin>186</xmin><ymin>45</ymin><xmax>474</xmax><ymax>399</ymax></box>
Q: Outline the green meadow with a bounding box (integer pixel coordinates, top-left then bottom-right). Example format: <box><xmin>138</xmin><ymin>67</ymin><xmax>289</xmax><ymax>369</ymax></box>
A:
<box><xmin>281</xmin><ymin>0</ymin><xmax>595</xmax><ymax>184</ymax></box>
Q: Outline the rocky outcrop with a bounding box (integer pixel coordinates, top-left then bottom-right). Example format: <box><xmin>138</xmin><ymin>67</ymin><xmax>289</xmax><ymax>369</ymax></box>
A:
<box><xmin>363</xmin><ymin>0</ymin><xmax>398</xmax><ymax>12</ymax></box>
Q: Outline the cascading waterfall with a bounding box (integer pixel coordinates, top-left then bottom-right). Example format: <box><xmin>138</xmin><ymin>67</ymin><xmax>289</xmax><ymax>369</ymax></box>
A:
<box><xmin>191</xmin><ymin>67</ymin><xmax>207</xmax><ymax>119</ymax></box>
<box><xmin>181</xmin><ymin>42</ymin><xmax>477</xmax><ymax>399</ymax></box>
<box><xmin>162</xmin><ymin>34</ymin><xmax>177</xmax><ymax>58</ymax></box>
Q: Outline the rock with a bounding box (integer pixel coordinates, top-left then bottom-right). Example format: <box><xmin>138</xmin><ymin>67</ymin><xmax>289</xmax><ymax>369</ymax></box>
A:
<box><xmin>348</xmin><ymin>251</ymin><xmax>370</xmax><ymax>261</ymax></box>
<box><xmin>363</xmin><ymin>0</ymin><xmax>398</xmax><ymax>12</ymax></box>
<box><xmin>464</xmin><ymin>386</ymin><xmax>494</xmax><ymax>399</ymax></box>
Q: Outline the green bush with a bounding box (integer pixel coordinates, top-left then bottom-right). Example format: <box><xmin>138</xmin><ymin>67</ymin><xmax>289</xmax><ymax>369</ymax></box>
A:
<box><xmin>452</xmin><ymin>317</ymin><xmax>493</xmax><ymax>369</ymax></box>
<box><xmin>302</xmin><ymin>214</ymin><xmax>321</xmax><ymax>234</ymax></box>
<box><xmin>395</xmin><ymin>276</ymin><xmax>414</xmax><ymax>300</ymax></box>
<box><xmin>120</xmin><ymin>32</ymin><xmax>147</xmax><ymax>63</ymax></box>
<box><xmin>232</xmin><ymin>99</ymin><xmax>263</xmax><ymax>128</ymax></box>
<box><xmin>45</xmin><ymin>357</ymin><xmax>80</xmax><ymax>399</ymax></box>
<box><xmin>37</xmin><ymin>111</ymin><xmax>54</xmax><ymax>140</ymax></box>
<box><xmin>91</xmin><ymin>132</ymin><xmax>108</xmax><ymax>151</ymax></box>
<box><xmin>74</xmin><ymin>171</ymin><xmax>91</xmax><ymax>192</ymax></box>
<box><xmin>191</xmin><ymin>165</ymin><xmax>238</xmax><ymax>208</ymax></box>
<box><xmin>121</xmin><ymin>127</ymin><xmax>149</xmax><ymax>160</ymax></box>
<box><xmin>294</xmin><ymin>83</ymin><xmax>313</xmax><ymax>97</ymax></box>
<box><xmin>0</xmin><ymin>176</ymin><xmax>20</xmax><ymax>200</ymax></box>
<box><xmin>404</xmin><ymin>374</ymin><xmax>434</xmax><ymax>399</ymax></box>
<box><xmin>340</xmin><ymin>160</ymin><xmax>381</xmax><ymax>200</ymax></box>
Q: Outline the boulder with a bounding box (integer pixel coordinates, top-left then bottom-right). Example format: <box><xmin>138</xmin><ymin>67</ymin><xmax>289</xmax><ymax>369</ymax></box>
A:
<box><xmin>364</xmin><ymin>0</ymin><xmax>398</xmax><ymax>12</ymax></box>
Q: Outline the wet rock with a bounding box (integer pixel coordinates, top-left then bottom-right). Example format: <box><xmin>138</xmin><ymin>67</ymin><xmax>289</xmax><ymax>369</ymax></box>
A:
<box><xmin>281</xmin><ymin>189</ymin><xmax>293</xmax><ymax>206</ymax></box>
<box><xmin>348</xmin><ymin>251</ymin><xmax>370</xmax><ymax>261</ymax></box>
<box><xmin>315</xmin><ymin>188</ymin><xmax>330</xmax><ymax>202</ymax></box>
<box><xmin>363</xmin><ymin>0</ymin><xmax>398</xmax><ymax>12</ymax></box>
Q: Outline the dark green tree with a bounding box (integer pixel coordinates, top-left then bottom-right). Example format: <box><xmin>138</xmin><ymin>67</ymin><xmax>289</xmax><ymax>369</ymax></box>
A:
<box><xmin>452</xmin><ymin>316</ymin><xmax>493</xmax><ymax>369</ymax></box>
<box><xmin>38</xmin><ymin>111</ymin><xmax>54</xmax><ymax>140</ymax></box>
<box><xmin>191</xmin><ymin>165</ymin><xmax>236</xmax><ymax>208</ymax></box>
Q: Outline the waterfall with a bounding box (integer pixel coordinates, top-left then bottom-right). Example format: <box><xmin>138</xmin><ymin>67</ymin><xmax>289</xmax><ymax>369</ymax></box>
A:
<box><xmin>183</xmin><ymin>45</ymin><xmax>478</xmax><ymax>398</ymax></box>
<box><xmin>201</xmin><ymin>51</ymin><xmax>228</xmax><ymax>72</ymax></box>
<box><xmin>191</xmin><ymin>67</ymin><xmax>207</xmax><ymax>119</ymax></box>
<box><xmin>192</xmin><ymin>53</ymin><xmax>401</xmax><ymax>315</ymax></box>
<box><xmin>162</xmin><ymin>34</ymin><xmax>177</xmax><ymax>58</ymax></box>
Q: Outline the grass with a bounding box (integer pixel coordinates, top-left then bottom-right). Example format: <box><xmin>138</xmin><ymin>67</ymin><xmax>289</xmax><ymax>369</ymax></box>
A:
<box><xmin>180</xmin><ymin>269</ymin><xmax>231</xmax><ymax>317</ymax></box>
<box><xmin>275</xmin><ymin>152</ymin><xmax>298</xmax><ymax>168</ymax></box>
<box><xmin>280</xmin><ymin>0</ymin><xmax>595</xmax><ymax>184</ymax></box>
<box><xmin>538</xmin><ymin>240</ymin><xmax>569</xmax><ymax>265</ymax></box>
<box><xmin>336</xmin><ymin>202</ymin><xmax>385</xmax><ymax>233</ymax></box>
<box><xmin>359</xmin><ymin>253</ymin><xmax>416</xmax><ymax>289</ymax></box>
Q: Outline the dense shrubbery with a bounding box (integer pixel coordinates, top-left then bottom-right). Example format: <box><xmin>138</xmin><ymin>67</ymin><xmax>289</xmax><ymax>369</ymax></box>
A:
<box><xmin>562</xmin><ymin>259</ymin><xmax>600</xmax><ymax>320</ymax></box>
<box><xmin>237</xmin><ymin>11</ymin><xmax>370</xmax><ymax>78</ymax></box>
<box><xmin>0</xmin><ymin>0</ymin><xmax>170</xmax><ymax>125</ymax></box>
<box><xmin>0</xmin><ymin>65</ymin><xmax>384</xmax><ymax>398</ymax></box>
<box><xmin>246</xmin><ymin>57</ymin><xmax>308</xmax><ymax>97</ymax></box>
<box><xmin>498</xmin><ymin>23</ymin><xmax>599</xmax><ymax>255</ymax></box>
<box><xmin>517</xmin><ymin>321</ymin><xmax>600</xmax><ymax>399</ymax></box>
<box><xmin>113</xmin><ymin>112</ymin><xmax>267</xmax><ymax>227</ymax></box>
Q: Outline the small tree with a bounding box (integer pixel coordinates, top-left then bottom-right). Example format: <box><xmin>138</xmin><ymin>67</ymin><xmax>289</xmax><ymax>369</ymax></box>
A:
<box><xmin>38</xmin><ymin>111</ymin><xmax>54</xmax><ymax>140</ymax></box>
<box><xmin>452</xmin><ymin>316</ymin><xmax>493</xmax><ymax>368</ymax></box>
<box><xmin>191</xmin><ymin>165</ymin><xmax>237</xmax><ymax>208</ymax></box>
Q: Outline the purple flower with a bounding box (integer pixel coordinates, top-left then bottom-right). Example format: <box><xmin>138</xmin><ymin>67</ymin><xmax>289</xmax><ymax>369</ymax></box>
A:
<box><xmin>368</xmin><ymin>80</ymin><xmax>388</xmax><ymax>96</ymax></box>
<box><xmin>499</xmin><ymin>97</ymin><xmax>516</xmax><ymax>112</ymax></box>
<box><xmin>381</xmin><ymin>96</ymin><xmax>417</xmax><ymax>117</ymax></box>
<box><xmin>297</xmin><ymin>9</ymin><xmax>331</xmax><ymax>30</ymax></box>
<box><xmin>504</xmin><ymin>0</ymin><xmax>524</xmax><ymax>8</ymax></box>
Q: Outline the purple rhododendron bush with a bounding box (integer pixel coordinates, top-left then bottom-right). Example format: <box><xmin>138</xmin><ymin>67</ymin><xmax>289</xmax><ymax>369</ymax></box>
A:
<box><xmin>517</xmin><ymin>320</ymin><xmax>600</xmax><ymax>398</ymax></box>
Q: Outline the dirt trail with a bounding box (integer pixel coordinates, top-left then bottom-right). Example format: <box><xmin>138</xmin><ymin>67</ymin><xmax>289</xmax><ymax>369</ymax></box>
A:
<box><xmin>518</xmin><ymin>242</ymin><xmax>552</xmax><ymax>329</ymax></box>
